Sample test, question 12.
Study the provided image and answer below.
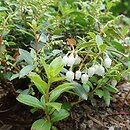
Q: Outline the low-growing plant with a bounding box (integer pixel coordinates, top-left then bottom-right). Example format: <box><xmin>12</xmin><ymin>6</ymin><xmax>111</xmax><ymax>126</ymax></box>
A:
<box><xmin>5</xmin><ymin>0</ymin><xmax>130</xmax><ymax>129</ymax></box>
<box><xmin>15</xmin><ymin>55</ymin><xmax>74</xmax><ymax>130</ymax></box>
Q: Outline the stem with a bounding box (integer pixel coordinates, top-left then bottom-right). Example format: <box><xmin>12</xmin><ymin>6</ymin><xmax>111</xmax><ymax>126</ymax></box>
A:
<box><xmin>71</xmin><ymin>99</ymin><xmax>83</xmax><ymax>106</ymax></box>
<box><xmin>44</xmin><ymin>79</ymin><xmax>51</xmax><ymax>121</ymax></box>
<box><xmin>79</xmin><ymin>53</ymin><xmax>89</xmax><ymax>70</ymax></box>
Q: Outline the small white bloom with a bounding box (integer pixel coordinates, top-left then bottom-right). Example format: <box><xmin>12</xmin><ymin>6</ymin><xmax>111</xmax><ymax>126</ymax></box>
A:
<box><xmin>62</xmin><ymin>55</ymin><xmax>68</xmax><ymax>65</ymax></box>
<box><xmin>81</xmin><ymin>73</ymin><xmax>89</xmax><ymax>83</ymax></box>
<box><xmin>75</xmin><ymin>55</ymin><xmax>81</xmax><ymax>64</ymax></box>
<box><xmin>96</xmin><ymin>65</ymin><xmax>105</xmax><ymax>76</ymax></box>
<box><xmin>93</xmin><ymin>65</ymin><xmax>99</xmax><ymax>72</ymax></box>
<box><xmin>88</xmin><ymin>67</ymin><xmax>96</xmax><ymax>77</ymax></box>
<box><xmin>75</xmin><ymin>70</ymin><xmax>82</xmax><ymax>80</ymax></box>
<box><xmin>67</xmin><ymin>53</ymin><xmax>75</xmax><ymax>66</ymax></box>
<box><xmin>66</xmin><ymin>71</ymin><xmax>74</xmax><ymax>81</ymax></box>
<box><xmin>104</xmin><ymin>57</ymin><xmax>112</xmax><ymax>68</ymax></box>
<box><xmin>111</xmin><ymin>80</ymin><xmax>117</xmax><ymax>87</ymax></box>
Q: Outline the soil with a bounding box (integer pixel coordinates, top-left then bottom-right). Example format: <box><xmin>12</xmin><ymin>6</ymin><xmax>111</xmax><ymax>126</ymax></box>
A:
<box><xmin>0</xmin><ymin>79</ymin><xmax>130</xmax><ymax>130</ymax></box>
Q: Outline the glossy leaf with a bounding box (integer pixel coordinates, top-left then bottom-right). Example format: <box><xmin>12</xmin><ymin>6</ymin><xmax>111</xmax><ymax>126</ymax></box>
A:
<box><xmin>51</xmin><ymin>109</ymin><xmax>69</xmax><ymax>123</ymax></box>
<box><xmin>112</xmin><ymin>41</ymin><xmax>125</xmax><ymax>52</ymax></box>
<box><xmin>50</xmin><ymin>77</ymin><xmax>65</xmax><ymax>83</ymax></box>
<box><xmin>10</xmin><ymin>73</ymin><xmax>19</xmax><ymax>80</ymax></box>
<box><xmin>46</xmin><ymin>102</ymin><xmax>62</xmax><ymax>111</ymax></box>
<box><xmin>49</xmin><ymin>57</ymin><xmax>64</xmax><ymax>77</ymax></box>
<box><xmin>28</xmin><ymin>72</ymin><xmax>48</xmax><ymax>94</ymax></box>
<box><xmin>83</xmin><ymin>84</ymin><xmax>90</xmax><ymax>93</ymax></box>
<box><xmin>17</xmin><ymin>94</ymin><xmax>43</xmax><ymax>109</ymax></box>
<box><xmin>103</xmin><ymin>89</ymin><xmax>111</xmax><ymax>106</ymax></box>
<box><xmin>20</xmin><ymin>65</ymin><xmax>34</xmax><ymax>78</ymax></box>
<box><xmin>40</xmin><ymin>58</ymin><xmax>50</xmax><ymax>78</ymax></box>
<box><xmin>19</xmin><ymin>49</ymin><xmax>33</xmax><ymax>65</ymax></box>
<box><xmin>31</xmin><ymin>119</ymin><xmax>51</xmax><ymax>130</ymax></box>
<box><xmin>49</xmin><ymin>83</ymin><xmax>74</xmax><ymax>102</ymax></box>
<box><xmin>74</xmin><ymin>82</ymin><xmax>88</xmax><ymax>100</ymax></box>
<box><xmin>95</xmin><ymin>89</ymin><xmax>104</xmax><ymax>98</ymax></box>
<box><xmin>104</xmin><ymin>85</ymin><xmax>118</xmax><ymax>93</ymax></box>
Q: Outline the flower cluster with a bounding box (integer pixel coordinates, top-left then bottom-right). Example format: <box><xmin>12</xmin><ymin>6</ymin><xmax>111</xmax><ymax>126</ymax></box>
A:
<box><xmin>63</xmin><ymin>53</ymin><xmax>112</xmax><ymax>84</ymax></box>
<box><xmin>62</xmin><ymin>53</ymin><xmax>81</xmax><ymax>67</ymax></box>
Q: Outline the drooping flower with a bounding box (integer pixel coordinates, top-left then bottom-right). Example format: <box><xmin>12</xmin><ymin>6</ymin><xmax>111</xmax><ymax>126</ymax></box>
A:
<box><xmin>104</xmin><ymin>57</ymin><xmax>112</xmax><ymax>68</ymax></box>
<box><xmin>111</xmin><ymin>80</ymin><xmax>117</xmax><ymax>87</ymax></box>
<box><xmin>66</xmin><ymin>71</ymin><xmax>74</xmax><ymax>81</ymax></box>
<box><xmin>75</xmin><ymin>54</ymin><xmax>81</xmax><ymax>65</ymax></box>
<box><xmin>96</xmin><ymin>65</ymin><xmax>105</xmax><ymax>76</ymax></box>
<box><xmin>67</xmin><ymin>53</ymin><xmax>75</xmax><ymax>67</ymax></box>
<box><xmin>81</xmin><ymin>73</ymin><xmax>89</xmax><ymax>83</ymax></box>
<box><xmin>75</xmin><ymin>70</ymin><xmax>82</xmax><ymax>80</ymax></box>
<box><xmin>88</xmin><ymin>67</ymin><xmax>96</xmax><ymax>77</ymax></box>
<box><xmin>62</xmin><ymin>55</ymin><xmax>68</xmax><ymax>65</ymax></box>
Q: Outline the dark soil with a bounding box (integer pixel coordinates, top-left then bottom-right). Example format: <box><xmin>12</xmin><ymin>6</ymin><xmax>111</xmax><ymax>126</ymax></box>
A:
<box><xmin>0</xmin><ymin>79</ymin><xmax>130</xmax><ymax>130</ymax></box>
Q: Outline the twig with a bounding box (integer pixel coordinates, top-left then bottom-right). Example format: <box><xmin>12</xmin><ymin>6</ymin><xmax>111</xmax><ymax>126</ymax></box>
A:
<box><xmin>87</xmin><ymin>114</ymin><xmax>104</xmax><ymax>127</ymax></box>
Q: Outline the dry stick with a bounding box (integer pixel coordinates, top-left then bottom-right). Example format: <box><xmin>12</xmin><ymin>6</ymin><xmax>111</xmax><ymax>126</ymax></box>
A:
<box><xmin>111</xmin><ymin>111</ymin><xmax>130</xmax><ymax>115</ymax></box>
<box><xmin>87</xmin><ymin>114</ymin><xmax>105</xmax><ymax>127</ymax></box>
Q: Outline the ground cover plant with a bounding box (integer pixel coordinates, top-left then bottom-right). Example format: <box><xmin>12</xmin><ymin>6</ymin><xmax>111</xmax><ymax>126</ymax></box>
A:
<box><xmin>0</xmin><ymin>0</ymin><xmax>130</xmax><ymax>130</ymax></box>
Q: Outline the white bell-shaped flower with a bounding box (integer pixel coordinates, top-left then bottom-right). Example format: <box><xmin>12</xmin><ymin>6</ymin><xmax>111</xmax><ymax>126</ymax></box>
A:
<box><xmin>104</xmin><ymin>57</ymin><xmax>112</xmax><ymax>68</ymax></box>
<box><xmin>93</xmin><ymin>65</ymin><xmax>99</xmax><ymax>72</ymax></box>
<box><xmin>96</xmin><ymin>65</ymin><xmax>105</xmax><ymax>76</ymax></box>
<box><xmin>62</xmin><ymin>55</ymin><xmax>68</xmax><ymax>65</ymax></box>
<box><xmin>66</xmin><ymin>71</ymin><xmax>74</xmax><ymax>81</ymax></box>
<box><xmin>81</xmin><ymin>73</ymin><xmax>89</xmax><ymax>83</ymax></box>
<box><xmin>111</xmin><ymin>80</ymin><xmax>117</xmax><ymax>87</ymax></box>
<box><xmin>88</xmin><ymin>67</ymin><xmax>96</xmax><ymax>77</ymax></box>
<box><xmin>75</xmin><ymin>70</ymin><xmax>82</xmax><ymax>80</ymax></box>
<box><xmin>75</xmin><ymin>54</ymin><xmax>81</xmax><ymax>64</ymax></box>
<box><xmin>67</xmin><ymin>53</ymin><xmax>75</xmax><ymax>67</ymax></box>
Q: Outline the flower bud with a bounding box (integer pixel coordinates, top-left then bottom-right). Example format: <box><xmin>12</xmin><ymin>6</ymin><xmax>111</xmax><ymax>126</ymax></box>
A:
<box><xmin>104</xmin><ymin>57</ymin><xmax>112</xmax><ymax>68</ymax></box>
<box><xmin>81</xmin><ymin>74</ymin><xmax>89</xmax><ymax>83</ymax></box>
<box><xmin>96</xmin><ymin>65</ymin><xmax>105</xmax><ymax>76</ymax></box>
<box><xmin>67</xmin><ymin>53</ymin><xmax>75</xmax><ymax>66</ymax></box>
<box><xmin>62</xmin><ymin>55</ymin><xmax>68</xmax><ymax>65</ymax></box>
<box><xmin>75</xmin><ymin>70</ymin><xmax>82</xmax><ymax>80</ymax></box>
<box><xmin>88</xmin><ymin>67</ymin><xmax>96</xmax><ymax>77</ymax></box>
<box><xmin>66</xmin><ymin>71</ymin><xmax>74</xmax><ymax>81</ymax></box>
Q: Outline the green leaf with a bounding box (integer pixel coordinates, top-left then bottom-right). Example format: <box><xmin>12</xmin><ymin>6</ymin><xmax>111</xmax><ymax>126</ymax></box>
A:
<box><xmin>51</xmin><ymin>109</ymin><xmax>69</xmax><ymax>123</ymax></box>
<box><xmin>17</xmin><ymin>94</ymin><xmax>43</xmax><ymax>109</ymax></box>
<box><xmin>0</xmin><ymin>7</ymin><xmax>8</xmax><ymax>11</ymax></box>
<box><xmin>31</xmin><ymin>119</ymin><xmax>51</xmax><ymax>130</ymax></box>
<box><xmin>28</xmin><ymin>72</ymin><xmax>48</xmax><ymax>94</ymax></box>
<box><xmin>74</xmin><ymin>82</ymin><xmax>88</xmax><ymax>100</ymax></box>
<box><xmin>40</xmin><ymin>95</ymin><xmax>45</xmax><ymax>106</ymax></box>
<box><xmin>50</xmin><ymin>77</ymin><xmax>65</xmax><ymax>83</ymax></box>
<box><xmin>10</xmin><ymin>73</ymin><xmax>19</xmax><ymax>80</ymax></box>
<box><xmin>88</xmin><ymin>32</ymin><xmax>96</xmax><ymax>38</ymax></box>
<box><xmin>95</xmin><ymin>89</ymin><xmax>104</xmax><ymax>98</ymax></box>
<box><xmin>49</xmin><ymin>83</ymin><xmax>74</xmax><ymax>102</ymax></box>
<box><xmin>112</xmin><ymin>41</ymin><xmax>125</xmax><ymax>52</ymax></box>
<box><xmin>16</xmin><ymin>29</ymin><xmax>35</xmax><ymax>38</ymax></box>
<box><xmin>19</xmin><ymin>49</ymin><xmax>33</xmax><ymax>65</ymax></box>
<box><xmin>40</xmin><ymin>58</ymin><xmax>50</xmax><ymax>78</ymax></box>
<box><xmin>49</xmin><ymin>57</ymin><xmax>64</xmax><ymax>77</ymax></box>
<box><xmin>46</xmin><ymin>102</ymin><xmax>62</xmax><ymax>111</ymax></box>
<box><xmin>96</xmin><ymin>35</ymin><xmax>103</xmax><ymax>46</ymax></box>
<box><xmin>104</xmin><ymin>85</ymin><xmax>118</xmax><ymax>93</ymax></box>
<box><xmin>83</xmin><ymin>84</ymin><xmax>90</xmax><ymax>93</ymax></box>
<box><xmin>103</xmin><ymin>89</ymin><xmax>111</xmax><ymax>106</ymax></box>
<box><xmin>20</xmin><ymin>65</ymin><xmax>34</xmax><ymax>78</ymax></box>
<box><xmin>99</xmin><ymin>44</ymin><xmax>108</xmax><ymax>52</ymax></box>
